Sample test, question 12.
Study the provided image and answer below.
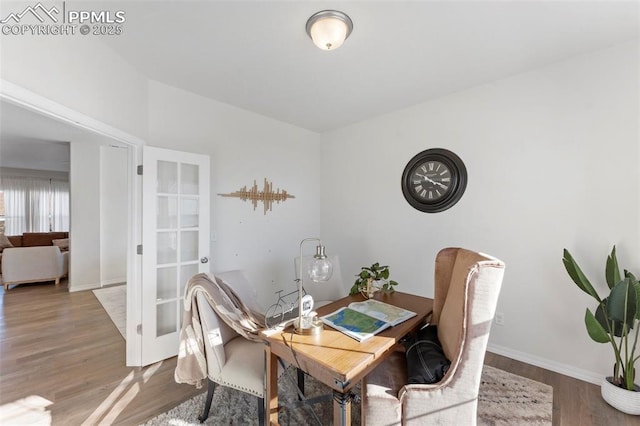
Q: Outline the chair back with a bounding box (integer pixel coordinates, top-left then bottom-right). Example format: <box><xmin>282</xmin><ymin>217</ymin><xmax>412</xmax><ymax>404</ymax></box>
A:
<box><xmin>215</xmin><ymin>270</ymin><xmax>264</xmax><ymax>318</ymax></box>
<box><xmin>432</xmin><ymin>247</ymin><xmax>505</xmax><ymax>386</ymax></box>
<box><xmin>196</xmin><ymin>291</ymin><xmax>238</xmax><ymax>376</ymax></box>
<box><xmin>196</xmin><ymin>270</ymin><xmax>260</xmax><ymax>376</ymax></box>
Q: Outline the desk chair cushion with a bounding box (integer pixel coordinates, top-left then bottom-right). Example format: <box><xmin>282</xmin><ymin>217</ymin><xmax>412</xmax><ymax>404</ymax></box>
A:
<box><xmin>363</xmin><ymin>350</ymin><xmax>406</xmax><ymax>425</ymax></box>
<box><xmin>218</xmin><ymin>336</ymin><xmax>265</xmax><ymax>397</ymax></box>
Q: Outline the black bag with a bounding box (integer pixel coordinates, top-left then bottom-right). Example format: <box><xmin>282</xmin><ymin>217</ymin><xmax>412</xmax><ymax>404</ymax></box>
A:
<box><xmin>404</xmin><ymin>324</ymin><xmax>451</xmax><ymax>384</ymax></box>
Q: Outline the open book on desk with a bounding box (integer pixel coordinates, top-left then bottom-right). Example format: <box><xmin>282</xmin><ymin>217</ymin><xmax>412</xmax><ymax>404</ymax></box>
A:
<box><xmin>320</xmin><ymin>299</ymin><xmax>417</xmax><ymax>342</ymax></box>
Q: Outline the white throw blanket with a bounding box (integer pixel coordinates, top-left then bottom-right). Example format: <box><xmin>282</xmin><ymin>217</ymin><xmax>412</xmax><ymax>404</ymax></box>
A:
<box><xmin>174</xmin><ymin>273</ymin><xmax>265</xmax><ymax>388</ymax></box>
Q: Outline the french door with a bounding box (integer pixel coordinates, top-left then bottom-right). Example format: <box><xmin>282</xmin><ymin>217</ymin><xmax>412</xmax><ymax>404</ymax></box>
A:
<box><xmin>140</xmin><ymin>146</ymin><xmax>210</xmax><ymax>365</ymax></box>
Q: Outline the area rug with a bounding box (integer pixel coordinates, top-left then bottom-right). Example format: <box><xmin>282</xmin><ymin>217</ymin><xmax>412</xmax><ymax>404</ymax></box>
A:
<box><xmin>141</xmin><ymin>365</ymin><xmax>552</xmax><ymax>425</ymax></box>
<box><xmin>93</xmin><ymin>284</ymin><xmax>126</xmax><ymax>339</ymax></box>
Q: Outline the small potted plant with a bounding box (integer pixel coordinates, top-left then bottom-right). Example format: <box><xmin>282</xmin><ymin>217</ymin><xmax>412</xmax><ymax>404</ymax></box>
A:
<box><xmin>562</xmin><ymin>246</ymin><xmax>640</xmax><ymax>415</ymax></box>
<box><xmin>349</xmin><ymin>262</ymin><xmax>398</xmax><ymax>298</ymax></box>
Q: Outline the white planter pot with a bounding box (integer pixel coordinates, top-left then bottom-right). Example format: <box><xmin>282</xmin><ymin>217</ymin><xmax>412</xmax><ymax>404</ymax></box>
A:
<box><xmin>601</xmin><ymin>377</ymin><xmax>640</xmax><ymax>415</ymax></box>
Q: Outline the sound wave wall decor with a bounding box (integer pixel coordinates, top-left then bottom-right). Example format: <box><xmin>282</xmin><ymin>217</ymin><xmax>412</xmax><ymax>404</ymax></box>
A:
<box><xmin>218</xmin><ymin>178</ymin><xmax>295</xmax><ymax>215</ymax></box>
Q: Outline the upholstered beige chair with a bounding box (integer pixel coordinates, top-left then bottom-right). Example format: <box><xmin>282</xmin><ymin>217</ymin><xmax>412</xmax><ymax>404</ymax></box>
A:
<box><xmin>194</xmin><ymin>270</ymin><xmax>272</xmax><ymax>424</ymax></box>
<box><xmin>362</xmin><ymin>248</ymin><xmax>505</xmax><ymax>426</ymax></box>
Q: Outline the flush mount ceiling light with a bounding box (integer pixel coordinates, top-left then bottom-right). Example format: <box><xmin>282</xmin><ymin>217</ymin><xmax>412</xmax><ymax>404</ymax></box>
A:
<box><xmin>306</xmin><ymin>10</ymin><xmax>353</xmax><ymax>51</ymax></box>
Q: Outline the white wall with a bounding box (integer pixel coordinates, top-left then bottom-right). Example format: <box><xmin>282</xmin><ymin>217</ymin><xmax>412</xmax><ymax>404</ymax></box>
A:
<box><xmin>99</xmin><ymin>146</ymin><xmax>128</xmax><ymax>286</ymax></box>
<box><xmin>69</xmin><ymin>141</ymin><xmax>101</xmax><ymax>291</ymax></box>
<box><xmin>0</xmin><ymin>34</ymin><xmax>148</xmax><ymax>140</ymax></box>
<box><xmin>320</xmin><ymin>40</ymin><xmax>639</xmax><ymax>383</ymax></box>
<box><xmin>147</xmin><ymin>81</ymin><xmax>322</xmax><ymax>307</ymax></box>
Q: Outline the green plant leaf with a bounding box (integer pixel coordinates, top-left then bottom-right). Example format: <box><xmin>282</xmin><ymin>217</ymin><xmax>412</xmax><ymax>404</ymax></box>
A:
<box><xmin>562</xmin><ymin>249</ymin><xmax>601</xmax><ymax>302</ymax></box>
<box><xmin>623</xmin><ymin>270</ymin><xmax>640</xmax><ymax>320</ymax></box>
<box><xmin>585</xmin><ymin>308</ymin><xmax>610</xmax><ymax>343</ymax></box>
<box><xmin>605</xmin><ymin>246</ymin><xmax>621</xmax><ymax>290</ymax></box>
<box><xmin>353</xmin><ymin>262</ymin><xmax>398</xmax><ymax>294</ymax></box>
<box><xmin>349</xmin><ymin>282</ymin><xmax>359</xmax><ymax>295</ymax></box>
<box><xmin>635</xmin><ymin>280</ymin><xmax>640</xmax><ymax>321</ymax></box>
<box><xmin>607</xmin><ymin>278</ymin><xmax>637</xmax><ymax>325</ymax></box>
<box><xmin>595</xmin><ymin>300</ymin><xmax>623</xmax><ymax>337</ymax></box>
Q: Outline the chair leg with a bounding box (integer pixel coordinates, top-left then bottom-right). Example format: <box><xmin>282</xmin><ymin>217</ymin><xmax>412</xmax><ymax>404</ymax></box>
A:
<box><xmin>297</xmin><ymin>368</ymin><xmax>305</xmax><ymax>400</ymax></box>
<box><xmin>198</xmin><ymin>379</ymin><xmax>216</xmax><ymax>423</ymax></box>
<box><xmin>258</xmin><ymin>396</ymin><xmax>265</xmax><ymax>426</ymax></box>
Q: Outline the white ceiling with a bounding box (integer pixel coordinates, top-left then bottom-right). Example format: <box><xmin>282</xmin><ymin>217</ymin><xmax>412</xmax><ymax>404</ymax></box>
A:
<box><xmin>0</xmin><ymin>101</ymin><xmax>120</xmax><ymax>172</ymax></box>
<box><xmin>100</xmin><ymin>0</ymin><xmax>639</xmax><ymax>132</ymax></box>
<box><xmin>1</xmin><ymin>1</ymin><xmax>638</xmax><ymax>171</ymax></box>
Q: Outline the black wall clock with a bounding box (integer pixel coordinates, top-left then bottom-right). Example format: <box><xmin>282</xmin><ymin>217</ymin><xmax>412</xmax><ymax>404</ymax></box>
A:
<box><xmin>401</xmin><ymin>148</ymin><xmax>467</xmax><ymax>213</ymax></box>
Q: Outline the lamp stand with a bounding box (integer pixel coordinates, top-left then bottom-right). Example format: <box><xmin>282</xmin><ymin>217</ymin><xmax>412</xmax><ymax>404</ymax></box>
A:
<box><xmin>294</xmin><ymin>238</ymin><xmax>330</xmax><ymax>335</ymax></box>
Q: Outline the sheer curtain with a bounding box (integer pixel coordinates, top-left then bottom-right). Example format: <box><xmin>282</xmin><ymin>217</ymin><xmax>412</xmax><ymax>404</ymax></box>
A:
<box><xmin>50</xmin><ymin>180</ymin><xmax>70</xmax><ymax>232</ymax></box>
<box><xmin>0</xmin><ymin>176</ymin><xmax>70</xmax><ymax>235</ymax></box>
<box><xmin>27</xmin><ymin>178</ymin><xmax>50</xmax><ymax>232</ymax></box>
<box><xmin>2</xmin><ymin>176</ymin><xmax>27</xmax><ymax>234</ymax></box>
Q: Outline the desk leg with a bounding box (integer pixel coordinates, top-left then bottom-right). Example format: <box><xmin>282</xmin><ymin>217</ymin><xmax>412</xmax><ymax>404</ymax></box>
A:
<box><xmin>333</xmin><ymin>390</ymin><xmax>352</xmax><ymax>426</ymax></box>
<box><xmin>265</xmin><ymin>346</ymin><xmax>279</xmax><ymax>425</ymax></box>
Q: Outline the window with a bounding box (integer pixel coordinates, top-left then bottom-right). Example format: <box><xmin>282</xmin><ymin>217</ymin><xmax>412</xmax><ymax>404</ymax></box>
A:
<box><xmin>0</xmin><ymin>177</ymin><xmax>69</xmax><ymax>235</ymax></box>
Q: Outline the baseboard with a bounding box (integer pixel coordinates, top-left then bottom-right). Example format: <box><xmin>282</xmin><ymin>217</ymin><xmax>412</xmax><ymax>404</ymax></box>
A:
<box><xmin>101</xmin><ymin>278</ymin><xmax>126</xmax><ymax>287</ymax></box>
<box><xmin>487</xmin><ymin>343</ymin><xmax>602</xmax><ymax>385</ymax></box>
<box><xmin>69</xmin><ymin>281</ymin><xmax>102</xmax><ymax>292</ymax></box>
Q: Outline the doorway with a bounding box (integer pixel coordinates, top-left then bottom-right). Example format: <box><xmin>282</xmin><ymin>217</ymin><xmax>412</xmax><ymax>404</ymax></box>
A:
<box><xmin>0</xmin><ymin>85</ymin><xmax>144</xmax><ymax>365</ymax></box>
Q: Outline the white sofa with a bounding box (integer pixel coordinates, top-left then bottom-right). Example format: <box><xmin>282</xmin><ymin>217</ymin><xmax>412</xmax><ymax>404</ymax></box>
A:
<box><xmin>2</xmin><ymin>246</ymin><xmax>69</xmax><ymax>290</ymax></box>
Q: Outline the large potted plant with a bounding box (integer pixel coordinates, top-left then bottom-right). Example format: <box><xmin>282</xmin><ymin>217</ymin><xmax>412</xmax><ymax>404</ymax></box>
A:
<box><xmin>349</xmin><ymin>262</ymin><xmax>398</xmax><ymax>298</ymax></box>
<box><xmin>562</xmin><ymin>246</ymin><xmax>640</xmax><ymax>415</ymax></box>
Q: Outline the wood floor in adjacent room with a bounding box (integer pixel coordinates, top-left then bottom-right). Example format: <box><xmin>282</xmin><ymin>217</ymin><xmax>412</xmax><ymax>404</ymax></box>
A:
<box><xmin>0</xmin><ymin>280</ymin><xmax>202</xmax><ymax>425</ymax></box>
<box><xmin>0</xmin><ymin>281</ymin><xmax>638</xmax><ymax>425</ymax></box>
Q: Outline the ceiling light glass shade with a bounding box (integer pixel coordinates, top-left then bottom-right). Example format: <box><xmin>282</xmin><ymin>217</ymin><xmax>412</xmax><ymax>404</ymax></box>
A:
<box><xmin>308</xmin><ymin>244</ymin><xmax>333</xmax><ymax>282</ymax></box>
<box><xmin>306</xmin><ymin>10</ymin><xmax>353</xmax><ymax>51</ymax></box>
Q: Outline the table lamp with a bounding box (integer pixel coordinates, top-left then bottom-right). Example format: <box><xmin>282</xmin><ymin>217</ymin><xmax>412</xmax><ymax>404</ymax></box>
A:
<box><xmin>295</xmin><ymin>237</ymin><xmax>333</xmax><ymax>334</ymax></box>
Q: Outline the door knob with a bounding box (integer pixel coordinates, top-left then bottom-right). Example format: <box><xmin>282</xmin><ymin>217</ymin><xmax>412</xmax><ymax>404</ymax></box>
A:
<box><xmin>200</xmin><ymin>257</ymin><xmax>209</xmax><ymax>264</ymax></box>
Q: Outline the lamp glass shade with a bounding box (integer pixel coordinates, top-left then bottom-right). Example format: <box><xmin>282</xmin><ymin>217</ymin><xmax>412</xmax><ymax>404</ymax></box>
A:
<box><xmin>309</xmin><ymin>16</ymin><xmax>349</xmax><ymax>50</ymax></box>
<box><xmin>308</xmin><ymin>257</ymin><xmax>333</xmax><ymax>282</ymax></box>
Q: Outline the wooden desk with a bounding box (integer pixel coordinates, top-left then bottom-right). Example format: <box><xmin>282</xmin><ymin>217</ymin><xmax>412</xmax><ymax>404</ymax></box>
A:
<box><xmin>262</xmin><ymin>291</ymin><xmax>433</xmax><ymax>426</ymax></box>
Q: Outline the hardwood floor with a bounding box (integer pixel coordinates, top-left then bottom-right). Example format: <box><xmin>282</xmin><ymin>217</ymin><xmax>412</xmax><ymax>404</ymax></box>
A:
<box><xmin>484</xmin><ymin>352</ymin><xmax>639</xmax><ymax>426</ymax></box>
<box><xmin>0</xmin><ymin>281</ymin><xmax>638</xmax><ymax>425</ymax></box>
<box><xmin>0</xmin><ymin>280</ymin><xmax>202</xmax><ymax>425</ymax></box>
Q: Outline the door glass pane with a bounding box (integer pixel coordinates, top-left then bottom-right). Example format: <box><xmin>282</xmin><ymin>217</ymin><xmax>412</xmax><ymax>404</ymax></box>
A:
<box><xmin>180</xmin><ymin>231</ymin><xmax>198</xmax><ymax>262</ymax></box>
<box><xmin>181</xmin><ymin>163</ymin><xmax>199</xmax><ymax>195</ymax></box>
<box><xmin>157</xmin><ymin>161</ymin><xmax>178</xmax><ymax>194</ymax></box>
<box><xmin>180</xmin><ymin>197</ymin><xmax>199</xmax><ymax>228</ymax></box>
<box><xmin>157</xmin><ymin>266</ymin><xmax>177</xmax><ymax>301</ymax></box>
<box><xmin>157</xmin><ymin>196</ymin><xmax>178</xmax><ymax>229</ymax></box>
<box><xmin>157</xmin><ymin>232</ymin><xmax>177</xmax><ymax>264</ymax></box>
<box><xmin>180</xmin><ymin>264</ymin><xmax>199</xmax><ymax>296</ymax></box>
<box><xmin>157</xmin><ymin>302</ymin><xmax>177</xmax><ymax>337</ymax></box>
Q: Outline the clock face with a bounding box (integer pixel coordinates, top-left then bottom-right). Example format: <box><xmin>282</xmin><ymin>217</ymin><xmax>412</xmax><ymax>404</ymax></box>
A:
<box><xmin>409</xmin><ymin>160</ymin><xmax>452</xmax><ymax>202</ymax></box>
<box><xmin>401</xmin><ymin>148</ymin><xmax>467</xmax><ymax>213</ymax></box>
